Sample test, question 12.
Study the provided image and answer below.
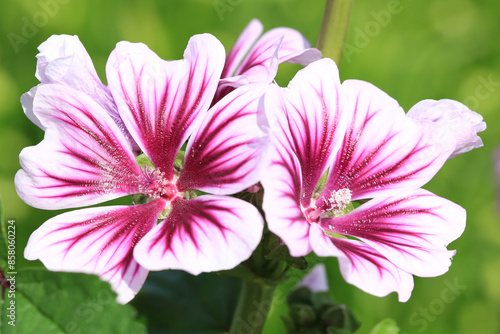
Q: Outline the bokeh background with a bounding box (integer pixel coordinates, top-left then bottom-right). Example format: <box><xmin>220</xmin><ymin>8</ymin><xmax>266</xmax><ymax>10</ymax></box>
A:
<box><xmin>1</xmin><ymin>0</ymin><xmax>499</xmax><ymax>333</ymax></box>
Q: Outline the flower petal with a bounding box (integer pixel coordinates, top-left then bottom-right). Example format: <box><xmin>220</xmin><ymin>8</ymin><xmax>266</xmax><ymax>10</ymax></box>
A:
<box><xmin>221</xmin><ymin>19</ymin><xmax>263</xmax><ymax>80</ymax></box>
<box><xmin>296</xmin><ymin>263</ymin><xmax>329</xmax><ymax>293</ymax></box>
<box><xmin>215</xmin><ymin>22</ymin><xmax>320</xmax><ymax>103</ymax></box>
<box><xmin>178</xmin><ymin>84</ymin><xmax>269</xmax><ymax>195</ymax></box>
<box><xmin>310</xmin><ymin>225</ymin><xmax>414</xmax><ymax>302</ymax></box>
<box><xmin>24</xmin><ymin>199</ymin><xmax>167</xmax><ymax>304</ymax></box>
<box><xmin>134</xmin><ymin>195</ymin><xmax>264</xmax><ymax>274</ymax></box>
<box><xmin>228</xmin><ymin>24</ymin><xmax>321</xmax><ymax>83</ymax></box>
<box><xmin>321</xmin><ymin>79</ymin><xmax>455</xmax><ymax>202</ymax></box>
<box><xmin>107</xmin><ymin>34</ymin><xmax>225</xmax><ymax>178</ymax></box>
<box><xmin>407</xmin><ymin>99</ymin><xmax>486</xmax><ymax>158</ymax></box>
<box><xmin>216</xmin><ymin>37</ymin><xmax>281</xmax><ymax>100</ymax></box>
<box><xmin>34</xmin><ymin>35</ymin><xmax>123</xmax><ymax>128</ymax></box>
<box><xmin>252</xmin><ymin>27</ymin><xmax>321</xmax><ymax>65</ymax></box>
<box><xmin>320</xmin><ymin>189</ymin><xmax>466</xmax><ymax>277</ymax></box>
<box><xmin>36</xmin><ymin>35</ymin><xmax>99</xmax><ymax>88</ymax></box>
<box><xmin>265</xmin><ymin>59</ymin><xmax>349</xmax><ymax>207</ymax></box>
<box><xmin>20</xmin><ymin>86</ymin><xmax>44</xmax><ymax>129</ymax></box>
<box><xmin>16</xmin><ymin>84</ymin><xmax>144</xmax><ymax>210</ymax></box>
<box><xmin>261</xmin><ymin>143</ymin><xmax>311</xmax><ymax>257</ymax></box>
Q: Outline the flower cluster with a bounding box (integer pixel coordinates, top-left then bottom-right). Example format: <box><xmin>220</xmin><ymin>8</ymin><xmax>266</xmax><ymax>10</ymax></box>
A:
<box><xmin>16</xmin><ymin>19</ymin><xmax>485</xmax><ymax>304</ymax></box>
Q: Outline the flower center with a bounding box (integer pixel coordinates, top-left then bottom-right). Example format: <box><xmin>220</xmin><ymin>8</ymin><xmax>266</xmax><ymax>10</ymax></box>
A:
<box><xmin>325</xmin><ymin>188</ymin><xmax>352</xmax><ymax>213</ymax></box>
<box><xmin>304</xmin><ymin>188</ymin><xmax>353</xmax><ymax>223</ymax></box>
<box><xmin>139</xmin><ymin>165</ymin><xmax>179</xmax><ymax>201</ymax></box>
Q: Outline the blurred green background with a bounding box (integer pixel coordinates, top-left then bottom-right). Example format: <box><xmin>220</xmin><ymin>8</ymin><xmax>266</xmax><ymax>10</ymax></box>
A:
<box><xmin>0</xmin><ymin>0</ymin><xmax>499</xmax><ymax>333</ymax></box>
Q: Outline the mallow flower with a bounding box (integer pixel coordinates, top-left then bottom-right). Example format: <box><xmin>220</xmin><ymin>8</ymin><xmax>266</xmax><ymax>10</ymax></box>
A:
<box><xmin>407</xmin><ymin>99</ymin><xmax>486</xmax><ymax>158</ymax></box>
<box><xmin>261</xmin><ymin>58</ymin><xmax>468</xmax><ymax>302</ymax></box>
<box><xmin>16</xmin><ymin>34</ymin><xmax>268</xmax><ymax>303</ymax></box>
<box><xmin>214</xmin><ymin>18</ymin><xmax>321</xmax><ymax>102</ymax></box>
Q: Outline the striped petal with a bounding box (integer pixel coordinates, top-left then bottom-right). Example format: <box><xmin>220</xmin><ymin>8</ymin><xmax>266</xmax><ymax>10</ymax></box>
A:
<box><xmin>229</xmin><ymin>23</ymin><xmax>321</xmax><ymax>82</ymax></box>
<box><xmin>261</xmin><ymin>143</ymin><xmax>311</xmax><ymax>257</ymax></box>
<box><xmin>24</xmin><ymin>199</ymin><xmax>167</xmax><ymax>304</ymax></box>
<box><xmin>221</xmin><ymin>19</ymin><xmax>263</xmax><ymax>80</ymax></box>
<box><xmin>320</xmin><ymin>189</ymin><xmax>466</xmax><ymax>277</ymax></box>
<box><xmin>107</xmin><ymin>34</ymin><xmax>225</xmax><ymax>178</ymax></box>
<box><xmin>216</xmin><ymin>20</ymin><xmax>321</xmax><ymax>100</ymax></box>
<box><xmin>320</xmin><ymin>80</ymin><xmax>456</xmax><ymax>202</ymax></box>
<box><xmin>15</xmin><ymin>84</ymin><xmax>144</xmax><ymax>210</ymax></box>
<box><xmin>216</xmin><ymin>37</ymin><xmax>281</xmax><ymax>101</ymax></box>
<box><xmin>134</xmin><ymin>195</ymin><xmax>264</xmax><ymax>274</ymax></box>
<box><xmin>177</xmin><ymin>84</ymin><xmax>269</xmax><ymax>195</ymax></box>
<box><xmin>265</xmin><ymin>59</ymin><xmax>349</xmax><ymax>207</ymax></box>
<box><xmin>310</xmin><ymin>225</ymin><xmax>414</xmax><ymax>302</ymax></box>
<box><xmin>250</xmin><ymin>26</ymin><xmax>321</xmax><ymax>66</ymax></box>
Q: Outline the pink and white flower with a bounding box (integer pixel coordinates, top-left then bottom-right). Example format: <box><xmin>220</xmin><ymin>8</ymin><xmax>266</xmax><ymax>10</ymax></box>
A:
<box><xmin>214</xmin><ymin>19</ymin><xmax>321</xmax><ymax>102</ymax></box>
<box><xmin>261</xmin><ymin>58</ymin><xmax>467</xmax><ymax>302</ymax></box>
<box><xmin>17</xmin><ymin>34</ymin><xmax>267</xmax><ymax>303</ymax></box>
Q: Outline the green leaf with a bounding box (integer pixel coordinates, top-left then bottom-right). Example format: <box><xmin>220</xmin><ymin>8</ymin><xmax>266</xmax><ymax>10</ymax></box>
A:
<box><xmin>1</xmin><ymin>269</ymin><xmax>146</xmax><ymax>334</ymax></box>
<box><xmin>369</xmin><ymin>318</ymin><xmax>400</xmax><ymax>334</ymax></box>
<box><xmin>132</xmin><ymin>270</ymin><xmax>242</xmax><ymax>334</ymax></box>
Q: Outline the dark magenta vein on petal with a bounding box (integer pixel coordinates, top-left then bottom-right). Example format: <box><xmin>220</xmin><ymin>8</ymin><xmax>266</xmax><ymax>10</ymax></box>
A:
<box><xmin>149</xmin><ymin>198</ymin><xmax>234</xmax><ymax>255</ymax></box>
<box><xmin>325</xmin><ymin>197</ymin><xmax>438</xmax><ymax>255</ymax></box>
<box><xmin>284</xmin><ymin>86</ymin><xmax>338</xmax><ymax>206</ymax></box>
<box><xmin>119</xmin><ymin>59</ymin><xmax>211</xmax><ymax>178</ymax></box>
<box><xmin>331</xmin><ymin>238</ymin><xmax>397</xmax><ymax>279</ymax></box>
<box><xmin>51</xmin><ymin>200</ymin><xmax>164</xmax><ymax>278</ymax></box>
<box><xmin>178</xmin><ymin>99</ymin><xmax>257</xmax><ymax>191</ymax></box>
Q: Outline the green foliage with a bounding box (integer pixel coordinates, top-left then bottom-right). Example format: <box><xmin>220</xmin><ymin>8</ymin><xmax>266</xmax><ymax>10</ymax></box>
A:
<box><xmin>1</xmin><ymin>270</ymin><xmax>147</xmax><ymax>334</ymax></box>
<box><xmin>132</xmin><ymin>271</ymin><xmax>241</xmax><ymax>334</ymax></box>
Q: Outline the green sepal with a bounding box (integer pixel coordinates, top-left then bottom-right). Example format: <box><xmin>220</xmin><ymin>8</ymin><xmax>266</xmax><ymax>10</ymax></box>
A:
<box><xmin>265</xmin><ymin>244</ymin><xmax>308</xmax><ymax>270</ymax></box>
<box><xmin>287</xmin><ymin>286</ymin><xmax>313</xmax><ymax>305</ymax></box>
<box><xmin>320</xmin><ymin>304</ymin><xmax>361</xmax><ymax>333</ymax></box>
<box><xmin>290</xmin><ymin>303</ymin><xmax>317</xmax><ymax>326</ymax></box>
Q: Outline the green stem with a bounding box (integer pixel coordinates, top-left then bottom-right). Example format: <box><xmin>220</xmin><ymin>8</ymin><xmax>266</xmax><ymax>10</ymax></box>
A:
<box><xmin>316</xmin><ymin>0</ymin><xmax>355</xmax><ymax>65</ymax></box>
<box><xmin>229</xmin><ymin>279</ymin><xmax>276</xmax><ymax>334</ymax></box>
